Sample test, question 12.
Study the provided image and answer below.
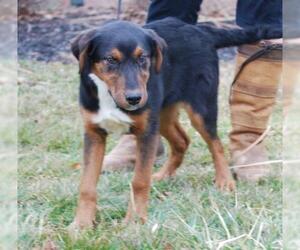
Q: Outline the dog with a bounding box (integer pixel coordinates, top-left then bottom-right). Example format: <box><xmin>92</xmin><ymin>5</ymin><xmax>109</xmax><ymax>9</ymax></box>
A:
<box><xmin>70</xmin><ymin>17</ymin><xmax>282</xmax><ymax>228</ymax></box>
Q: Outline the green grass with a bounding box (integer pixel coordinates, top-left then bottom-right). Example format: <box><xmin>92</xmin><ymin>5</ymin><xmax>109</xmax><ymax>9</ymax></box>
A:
<box><xmin>18</xmin><ymin>60</ymin><xmax>282</xmax><ymax>249</ymax></box>
<box><xmin>0</xmin><ymin>61</ymin><xmax>18</xmax><ymax>249</ymax></box>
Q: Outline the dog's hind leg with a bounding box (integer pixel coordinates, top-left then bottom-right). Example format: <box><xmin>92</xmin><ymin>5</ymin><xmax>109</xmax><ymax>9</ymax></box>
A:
<box><xmin>185</xmin><ymin>104</ymin><xmax>235</xmax><ymax>191</ymax></box>
<box><xmin>153</xmin><ymin>104</ymin><xmax>190</xmax><ymax>181</ymax></box>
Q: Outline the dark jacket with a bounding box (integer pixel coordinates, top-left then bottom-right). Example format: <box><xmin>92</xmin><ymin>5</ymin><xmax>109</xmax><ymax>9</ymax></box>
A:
<box><xmin>147</xmin><ymin>0</ymin><xmax>282</xmax><ymax>29</ymax></box>
<box><xmin>236</xmin><ymin>0</ymin><xmax>282</xmax><ymax>28</ymax></box>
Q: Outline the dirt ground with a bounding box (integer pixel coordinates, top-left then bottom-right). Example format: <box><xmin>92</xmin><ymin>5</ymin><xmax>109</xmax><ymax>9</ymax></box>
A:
<box><xmin>18</xmin><ymin>0</ymin><xmax>237</xmax><ymax>63</ymax></box>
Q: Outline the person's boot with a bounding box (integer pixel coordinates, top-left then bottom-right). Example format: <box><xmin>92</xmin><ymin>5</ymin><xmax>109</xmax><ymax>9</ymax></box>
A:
<box><xmin>230</xmin><ymin>41</ymin><xmax>282</xmax><ymax>181</ymax></box>
<box><xmin>102</xmin><ymin>134</ymin><xmax>165</xmax><ymax>171</ymax></box>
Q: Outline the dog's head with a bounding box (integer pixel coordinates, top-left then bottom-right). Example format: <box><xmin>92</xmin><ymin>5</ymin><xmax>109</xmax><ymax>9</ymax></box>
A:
<box><xmin>72</xmin><ymin>21</ymin><xmax>166</xmax><ymax>111</ymax></box>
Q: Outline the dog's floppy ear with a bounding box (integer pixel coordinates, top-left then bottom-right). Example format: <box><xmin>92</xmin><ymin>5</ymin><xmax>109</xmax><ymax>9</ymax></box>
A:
<box><xmin>71</xmin><ymin>29</ymin><xmax>98</xmax><ymax>72</ymax></box>
<box><xmin>144</xmin><ymin>29</ymin><xmax>167</xmax><ymax>73</ymax></box>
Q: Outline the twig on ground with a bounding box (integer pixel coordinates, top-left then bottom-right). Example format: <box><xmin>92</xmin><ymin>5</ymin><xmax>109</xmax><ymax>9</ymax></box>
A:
<box><xmin>216</xmin><ymin>234</ymin><xmax>247</xmax><ymax>250</ymax></box>
<box><xmin>230</xmin><ymin>160</ymin><xmax>282</xmax><ymax>169</ymax></box>
<box><xmin>201</xmin><ymin>216</ymin><xmax>213</xmax><ymax>249</ymax></box>
<box><xmin>232</xmin><ymin>126</ymin><xmax>271</xmax><ymax>162</ymax></box>
<box><xmin>210</xmin><ymin>198</ymin><xmax>231</xmax><ymax>239</ymax></box>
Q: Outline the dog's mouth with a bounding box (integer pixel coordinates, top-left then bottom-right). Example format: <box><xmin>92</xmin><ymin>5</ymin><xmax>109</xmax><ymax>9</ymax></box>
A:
<box><xmin>123</xmin><ymin>105</ymin><xmax>140</xmax><ymax>111</ymax></box>
<box><xmin>111</xmin><ymin>96</ymin><xmax>141</xmax><ymax>112</ymax></box>
<box><xmin>115</xmin><ymin>99</ymin><xmax>144</xmax><ymax>112</ymax></box>
<box><xmin>109</xmin><ymin>91</ymin><xmax>146</xmax><ymax>112</ymax></box>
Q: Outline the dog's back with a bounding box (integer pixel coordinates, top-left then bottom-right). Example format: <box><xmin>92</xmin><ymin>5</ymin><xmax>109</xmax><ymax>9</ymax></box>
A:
<box><xmin>144</xmin><ymin>17</ymin><xmax>282</xmax><ymax>50</ymax></box>
<box><xmin>143</xmin><ymin>17</ymin><xmax>282</xmax><ymax>109</ymax></box>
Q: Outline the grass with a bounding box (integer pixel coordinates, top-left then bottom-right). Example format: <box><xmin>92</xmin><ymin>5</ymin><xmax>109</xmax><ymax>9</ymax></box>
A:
<box><xmin>0</xmin><ymin>61</ymin><xmax>18</xmax><ymax>250</ymax></box>
<box><xmin>283</xmin><ymin>77</ymin><xmax>300</xmax><ymax>250</ymax></box>
<box><xmin>18</xmin><ymin>60</ymin><xmax>282</xmax><ymax>249</ymax></box>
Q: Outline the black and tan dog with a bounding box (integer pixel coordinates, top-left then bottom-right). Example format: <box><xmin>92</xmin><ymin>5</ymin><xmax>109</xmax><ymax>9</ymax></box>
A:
<box><xmin>70</xmin><ymin>17</ymin><xmax>281</xmax><ymax>228</ymax></box>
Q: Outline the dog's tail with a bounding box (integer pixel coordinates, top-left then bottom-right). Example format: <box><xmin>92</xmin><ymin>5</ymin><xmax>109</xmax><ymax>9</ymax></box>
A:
<box><xmin>199</xmin><ymin>24</ymin><xmax>282</xmax><ymax>49</ymax></box>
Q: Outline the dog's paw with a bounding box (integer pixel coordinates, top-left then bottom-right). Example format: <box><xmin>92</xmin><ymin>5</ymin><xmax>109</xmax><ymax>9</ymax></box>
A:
<box><xmin>67</xmin><ymin>221</ymin><xmax>82</xmax><ymax>239</ymax></box>
<box><xmin>123</xmin><ymin>205</ymin><xmax>148</xmax><ymax>225</ymax></box>
<box><xmin>123</xmin><ymin>213</ymin><xmax>147</xmax><ymax>225</ymax></box>
<box><xmin>67</xmin><ymin>219</ymin><xmax>94</xmax><ymax>239</ymax></box>
<box><xmin>152</xmin><ymin>169</ymin><xmax>176</xmax><ymax>181</ymax></box>
<box><xmin>215</xmin><ymin>174</ymin><xmax>236</xmax><ymax>192</ymax></box>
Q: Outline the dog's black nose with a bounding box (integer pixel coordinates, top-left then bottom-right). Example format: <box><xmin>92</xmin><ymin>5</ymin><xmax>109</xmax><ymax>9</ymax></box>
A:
<box><xmin>125</xmin><ymin>94</ymin><xmax>142</xmax><ymax>106</ymax></box>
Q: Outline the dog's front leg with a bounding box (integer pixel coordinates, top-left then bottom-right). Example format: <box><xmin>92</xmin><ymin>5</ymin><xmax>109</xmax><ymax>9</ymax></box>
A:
<box><xmin>125</xmin><ymin>131</ymin><xmax>159</xmax><ymax>224</ymax></box>
<box><xmin>72</xmin><ymin>127</ymin><xmax>107</xmax><ymax>229</ymax></box>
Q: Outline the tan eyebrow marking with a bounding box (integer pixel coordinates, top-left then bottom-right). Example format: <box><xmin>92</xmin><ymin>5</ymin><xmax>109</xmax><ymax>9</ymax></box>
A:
<box><xmin>133</xmin><ymin>47</ymin><xmax>144</xmax><ymax>58</ymax></box>
<box><xmin>111</xmin><ymin>48</ymin><xmax>123</xmax><ymax>61</ymax></box>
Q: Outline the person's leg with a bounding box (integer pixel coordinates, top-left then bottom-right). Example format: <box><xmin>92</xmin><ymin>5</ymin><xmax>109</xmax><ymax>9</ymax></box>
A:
<box><xmin>230</xmin><ymin>41</ymin><xmax>282</xmax><ymax>181</ymax></box>
<box><xmin>102</xmin><ymin>134</ymin><xmax>164</xmax><ymax>171</ymax></box>
<box><xmin>70</xmin><ymin>0</ymin><xmax>84</xmax><ymax>7</ymax></box>
<box><xmin>147</xmin><ymin>0</ymin><xmax>202</xmax><ymax>24</ymax></box>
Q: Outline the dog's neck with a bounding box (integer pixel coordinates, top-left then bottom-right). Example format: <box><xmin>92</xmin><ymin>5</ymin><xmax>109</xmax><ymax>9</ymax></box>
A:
<box><xmin>88</xmin><ymin>73</ymin><xmax>132</xmax><ymax>134</ymax></box>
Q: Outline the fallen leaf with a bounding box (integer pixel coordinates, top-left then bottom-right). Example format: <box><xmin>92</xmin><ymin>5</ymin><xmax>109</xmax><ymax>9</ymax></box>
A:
<box><xmin>71</xmin><ymin>163</ymin><xmax>81</xmax><ymax>170</ymax></box>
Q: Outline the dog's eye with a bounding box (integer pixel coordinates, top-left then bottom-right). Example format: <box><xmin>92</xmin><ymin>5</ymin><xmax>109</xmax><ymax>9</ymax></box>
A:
<box><xmin>104</xmin><ymin>56</ymin><xmax>118</xmax><ymax>65</ymax></box>
<box><xmin>137</xmin><ymin>55</ymin><xmax>147</xmax><ymax>65</ymax></box>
